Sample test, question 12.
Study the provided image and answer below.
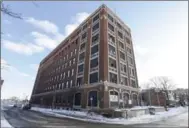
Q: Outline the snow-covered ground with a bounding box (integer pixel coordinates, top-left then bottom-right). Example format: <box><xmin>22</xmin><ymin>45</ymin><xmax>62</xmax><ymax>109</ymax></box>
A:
<box><xmin>1</xmin><ymin>111</ymin><xmax>12</xmax><ymax>128</ymax></box>
<box><xmin>31</xmin><ymin>106</ymin><xmax>188</xmax><ymax>125</ymax></box>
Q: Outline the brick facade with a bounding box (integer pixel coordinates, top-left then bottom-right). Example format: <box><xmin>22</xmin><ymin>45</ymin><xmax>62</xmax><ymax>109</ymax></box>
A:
<box><xmin>30</xmin><ymin>4</ymin><xmax>139</xmax><ymax>110</ymax></box>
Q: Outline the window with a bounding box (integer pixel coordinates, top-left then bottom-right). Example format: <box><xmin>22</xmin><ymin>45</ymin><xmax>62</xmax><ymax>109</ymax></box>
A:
<box><xmin>120</xmin><ymin>51</ymin><xmax>125</xmax><ymax>60</ymax></box>
<box><xmin>109</xmin><ymin>45</ymin><xmax>116</xmax><ymax>56</ymax></box>
<box><xmin>132</xmin><ymin>69</ymin><xmax>135</xmax><ymax>76</ymax></box>
<box><xmin>88</xmin><ymin>91</ymin><xmax>98</xmax><ymax>107</ymax></box>
<box><xmin>117</xmin><ymin>22</ymin><xmax>122</xmax><ymax>30</ymax></box>
<box><xmin>77</xmin><ymin>77</ymin><xmax>83</xmax><ymax>86</ymax></box>
<box><xmin>91</xmin><ymin>45</ymin><xmax>98</xmax><ymax>55</ymax></box>
<box><xmin>119</xmin><ymin>41</ymin><xmax>124</xmax><ymax>49</ymax></box>
<box><xmin>131</xmin><ymin>80</ymin><xmax>136</xmax><ymax>87</ymax></box>
<box><xmin>65</xmin><ymin>63</ymin><xmax>67</xmax><ymax>68</ymax></box>
<box><xmin>74</xmin><ymin>49</ymin><xmax>77</xmax><ymax>54</ymax></box>
<box><xmin>83</xmin><ymin>24</ymin><xmax>87</xmax><ymax>30</ymax></box>
<box><xmin>70</xmin><ymin>80</ymin><xmax>73</xmax><ymax>87</ymax></box>
<box><xmin>71</xmin><ymin>52</ymin><xmax>73</xmax><ymax>57</ymax></box>
<box><xmin>67</xmin><ymin>54</ymin><xmax>69</xmax><ymax>59</ymax></box>
<box><xmin>93</xmin><ymin>14</ymin><xmax>99</xmax><ymax>22</ymax></box>
<box><xmin>126</xmin><ymin>37</ymin><xmax>130</xmax><ymax>44</ymax></box>
<box><xmin>62</xmin><ymin>83</ymin><xmax>64</xmax><ymax>89</ymax></box>
<box><xmin>66</xmin><ymin>81</ymin><xmax>69</xmax><ymax>88</ymax></box>
<box><xmin>82</xmin><ymin>32</ymin><xmax>87</xmax><ymax>40</ymax></box>
<box><xmin>129</xmin><ymin>57</ymin><xmax>133</xmax><ymax>65</ymax></box>
<box><xmin>121</xmin><ymin>77</ymin><xmax>127</xmax><ymax>85</ymax></box>
<box><xmin>109</xmin><ymin>58</ymin><xmax>116</xmax><ymax>68</ymax></box>
<box><xmin>92</xmin><ymin>34</ymin><xmax>99</xmax><ymax>45</ymax></box>
<box><xmin>108</xmin><ymin>23</ymin><xmax>114</xmax><ymax>32</ymax></box>
<box><xmin>120</xmin><ymin>63</ymin><xmax>127</xmax><ymax>73</ymax></box>
<box><xmin>73</xmin><ymin>58</ymin><xmax>75</xmax><ymax>64</ymax></box>
<box><xmin>118</xmin><ymin>31</ymin><xmax>123</xmax><ymax>39</ymax></box>
<box><xmin>79</xmin><ymin>52</ymin><xmax>85</xmax><ymax>61</ymax></box>
<box><xmin>109</xmin><ymin>73</ymin><xmax>117</xmax><ymax>83</ymax></box>
<box><xmin>74</xmin><ymin>93</ymin><xmax>81</xmax><ymax>106</ymax></box>
<box><xmin>90</xmin><ymin>72</ymin><xmax>98</xmax><ymax>83</ymax></box>
<box><xmin>80</xmin><ymin>43</ymin><xmax>85</xmax><ymax>51</ymax></box>
<box><xmin>127</xmin><ymin>47</ymin><xmax>132</xmax><ymax>54</ymax></box>
<box><xmin>108</xmin><ymin>34</ymin><xmax>115</xmax><ymax>43</ymax></box>
<box><xmin>129</xmin><ymin>67</ymin><xmax>131</xmax><ymax>75</ymax></box>
<box><xmin>92</xmin><ymin>22</ymin><xmax>99</xmax><ymax>32</ymax></box>
<box><xmin>90</xmin><ymin>58</ymin><xmax>98</xmax><ymax>68</ymax></box>
<box><xmin>72</xmin><ymin>69</ymin><xmax>74</xmax><ymax>76</ymax></box>
<box><xmin>78</xmin><ymin>64</ymin><xmax>84</xmax><ymax>73</ymax></box>
<box><xmin>69</xmin><ymin>60</ymin><xmax>72</xmax><ymax>66</ymax></box>
<box><xmin>68</xmin><ymin>70</ymin><xmax>70</xmax><ymax>77</ymax></box>
<box><xmin>108</xmin><ymin>14</ymin><xmax>114</xmax><ymax>22</ymax></box>
<box><xmin>64</xmin><ymin>72</ymin><xmax>65</xmax><ymax>78</ymax></box>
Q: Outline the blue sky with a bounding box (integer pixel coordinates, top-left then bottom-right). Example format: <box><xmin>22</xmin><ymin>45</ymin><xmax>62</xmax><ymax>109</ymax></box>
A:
<box><xmin>1</xmin><ymin>1</ymin><xmax>188</xmax><ymax>99</ymax></box>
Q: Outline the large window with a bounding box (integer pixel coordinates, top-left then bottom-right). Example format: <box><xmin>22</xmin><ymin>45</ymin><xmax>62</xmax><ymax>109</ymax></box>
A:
<box><xmin>120</xmin><ymin>63</ymin><xmax>127</xmax><ymax>73</ymax></box>
<box><xmin>109</xmin><ymin>90</ymin><xmax>119</xmax><ymax>108</ymax></box>
<box><xmin>90</xmin><ymin>58</ymin><xmax>98</xmax><ymax>69</ymax></box>
<box><xmin>127</xmin><ymin>47</ymin><xmax>132</xmax><ymax>54</ymax></box>
<box><xmin>88</xmin><ymin>91</ymin><xmax>98</xmax><ymax>106</ymax></box>
<box><xmin>131</xmin><ymin>80</ymin><xmax>136</xmax><ymax>87</ymax></box>
<box><xmin>108</xmin><ymin>14</ymin><xmax>114</xmax><ymax>22</ymax></box>
<box><xmin>109</xmin><ymin>58</ymin><xmax>116</xmax><ymax>68</ymax></box>
<box><xmin>90</xmin><ymin>72</ymin><xmax>98</xmax><ymax>83</ymax></box>
<box><xmin>108</xmin><ymin>23</ymin><xmax>114</xmax><ymax>32</ymax></box>
<box><xmin>77</xmin><ymin>77</ymin><xmax>83</xmax><ymax>86</ymax></box>
<box><xmin>83</xmin><ymin>24</ymin><xmax>87</xmax><ymax>30</ymax></box>
<box><xmin>119</xmin><ymin>41</ymin><xmax>124</xmax><ymax>49</ymax></box>
<box><xmin>108</xmin><ymin>34</ymin><xmax>115</xmax><ymax>43</ymax></box>
<box><xmin>80</xmin><ymin>43</ymin><xmax>85</xmax><ymax>51</ymax></box>
<box><xmin>82</xmin><ymin>32</ymin><xmax>87</xmax><ymax>40</ymax></box>
<box><xmin>92</xmin><ymin>34</ymin><xmax>99</xmax><ymax>45</ymax></box>
<box><xmin>117</xmin><ymin>22</ymin><xmax>122</xmax><ymax>30</ymax></box>
<box><xmin>92</xmin><ymin>22</ymin><xmax>99</xmax><ymax>32</ymax></box>
<box><xmin>93</xmin><ymin>14</ymin><xmax>99</xmax><ymax>22</ymax></box>
<box><xmin>109</xmin><ymin>72</ymin><xmax>117</xmax><ymax>83</ymax></box>
<box><xmin>118</xmin><ymin>31</ymin><xmax>123</xmax><ymax>39</ymax></box>
<box><xmin>79</xmin><ymin>52</ymin><xmax>85</xmax><ymax>61</ymax></box>
<box><xmin>74</xmin><ymin>93</ymin><xmax>81</xmax><ymax>106</ymax></box>
<box><xmin>120</xmin><ymin>51</ymin><xmax>125</xmax><ymax>60</ymax></box>
<box><xmin>91</xmin><ymin>45</ymin><xmax>98</xmax><ymax>55</ymax></box>
<box><xmin>78</xmin><ymin>64</ymin><xmax>84</xmax><ymax>73</ymax></box>
<box><xmin>109</xmin><ymin>45</ymin><xmax>116</xmax><ymax>56</ymax></box>
<box><xmin>129</xmin><ymin>57</ymin><xmax>133</xmax><ymax>65</ymax></box>
<box><xmin>120</xmin><ymin>77</ymin><xmax>128</xmax><ymax>85</ymax></box>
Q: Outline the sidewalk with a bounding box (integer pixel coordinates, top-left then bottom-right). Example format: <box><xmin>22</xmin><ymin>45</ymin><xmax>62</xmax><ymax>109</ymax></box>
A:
<box><xmin>1</xmin><ymin>111</ymin><xmax>12</xmax><ymax>128</ymax></box>
<box><xmin>31</xmin><ymin>106</ymin><xmax>188</xmax><ymax>125</ymax></box>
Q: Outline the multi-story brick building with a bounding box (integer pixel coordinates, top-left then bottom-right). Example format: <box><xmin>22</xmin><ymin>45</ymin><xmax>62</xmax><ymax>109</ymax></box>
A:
<box><xmin>30</xmin><ymin>4</ymin><xmax>139</xmax><ymax>110</ymax></box>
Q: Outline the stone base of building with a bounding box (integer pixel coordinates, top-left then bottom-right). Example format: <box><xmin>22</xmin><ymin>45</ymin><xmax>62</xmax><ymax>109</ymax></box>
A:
<box><xmin>30</xmin><ymin>82</ymin><xmax>139</xmax><ymax>110</ymax></box>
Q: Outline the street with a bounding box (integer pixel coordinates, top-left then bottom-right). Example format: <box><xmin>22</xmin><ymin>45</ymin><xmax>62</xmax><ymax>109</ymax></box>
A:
<box><xmin>2</xmin><ymin>106</ymin><xmax>188</xmax><ymax>128</ymax></box>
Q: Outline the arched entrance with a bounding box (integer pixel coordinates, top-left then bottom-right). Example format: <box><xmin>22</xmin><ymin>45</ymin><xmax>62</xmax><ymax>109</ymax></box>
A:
<box><xmin>88</xmin><ymin>91</ymin><xmax>98</xmax><ymax>107</ymax></box>
<box><xmin>123</xmin><ymin>92</ymin><xmax>130</xmax><ymax>108</ymax></box>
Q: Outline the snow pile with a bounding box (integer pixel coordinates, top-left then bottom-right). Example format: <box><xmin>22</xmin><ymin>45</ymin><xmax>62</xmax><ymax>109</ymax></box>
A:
<box><xmin>31</xmin><ymin>106</ymin><xmax>188</xmax><ymax>125</ymax></box>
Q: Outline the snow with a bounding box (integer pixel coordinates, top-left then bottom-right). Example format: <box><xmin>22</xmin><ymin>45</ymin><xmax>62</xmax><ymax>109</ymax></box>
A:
<box><xmin>1</xmin><ymin>111</ymin><xmax>12</xmax><ymax>128</ymax></box>
<box><xmin>31</xmin><ymin>106</ymin><xmax>188</xmax><ymax>125</ymax></box>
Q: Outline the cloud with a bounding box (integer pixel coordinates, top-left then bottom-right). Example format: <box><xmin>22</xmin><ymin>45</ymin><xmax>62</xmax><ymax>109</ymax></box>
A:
<box><xmin>2</xmin><ymin>39</ymin><xmax>44</xmax><ymax>55</ymax></box>
<box><xmin>65</xmin><ymin>12</ymin><xmax>90</xmax><ymax>36</ymax></box>
<box><xmin>25</xmin><ymin>17</ymin><xmax>59</xmax><ymax>35</ymax></box>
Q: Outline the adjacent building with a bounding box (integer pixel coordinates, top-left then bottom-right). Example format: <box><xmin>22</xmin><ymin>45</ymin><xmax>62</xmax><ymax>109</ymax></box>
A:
<box><xmin>30</xmin><ymin>4</ymin><xmax>139</xmax><ymax>110</ymax></box>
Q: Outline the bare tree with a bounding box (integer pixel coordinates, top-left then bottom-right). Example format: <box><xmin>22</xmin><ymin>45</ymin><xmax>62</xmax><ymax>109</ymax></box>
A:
<box><xmin>1</xmin><ymin>2</ymin><xmax>23</xmax><ymax>19</ymax></box>
<box><xmin>150</xmin><ymin>76</ymin><xmax>176</xmax><ymax>105</ymax></box>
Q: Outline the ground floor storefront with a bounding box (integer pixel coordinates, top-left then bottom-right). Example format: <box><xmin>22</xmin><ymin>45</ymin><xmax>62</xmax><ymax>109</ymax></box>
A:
<box><xmin>30</xmin><ymin>82</ymin><xmax>139</xmax><ymax>110</ymax></box>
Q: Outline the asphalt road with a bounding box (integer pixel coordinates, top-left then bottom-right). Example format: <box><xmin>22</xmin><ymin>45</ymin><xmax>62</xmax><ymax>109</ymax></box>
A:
<box><xmin>2</xmin><ymin>106</ymin><xmax>188</xmax><ymax>128</ymax></box>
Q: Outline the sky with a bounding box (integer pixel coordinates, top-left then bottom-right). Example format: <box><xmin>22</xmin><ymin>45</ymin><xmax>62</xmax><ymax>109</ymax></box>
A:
<box><xmin>1</xmin><ymin>1</ymin><xmax>188</xmax><ymax>99</ymax></box>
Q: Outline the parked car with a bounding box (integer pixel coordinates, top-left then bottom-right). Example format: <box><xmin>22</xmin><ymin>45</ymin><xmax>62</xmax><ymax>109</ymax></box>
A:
<box><xmin>22</xmin><ymin>103</ymin><xmax>31</xmax><ymax>110</ymax></box>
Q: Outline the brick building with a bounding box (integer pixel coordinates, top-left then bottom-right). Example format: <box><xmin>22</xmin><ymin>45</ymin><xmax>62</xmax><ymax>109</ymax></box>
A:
<box><xmin>140</xmin><ymin>88</ymin><xmax>167</xmax><ymax>106</ymax></box>
<box><xmin>30</xmin><ymin>4</ymin><xmax>139</xmax><ymax>110</ymax></box>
